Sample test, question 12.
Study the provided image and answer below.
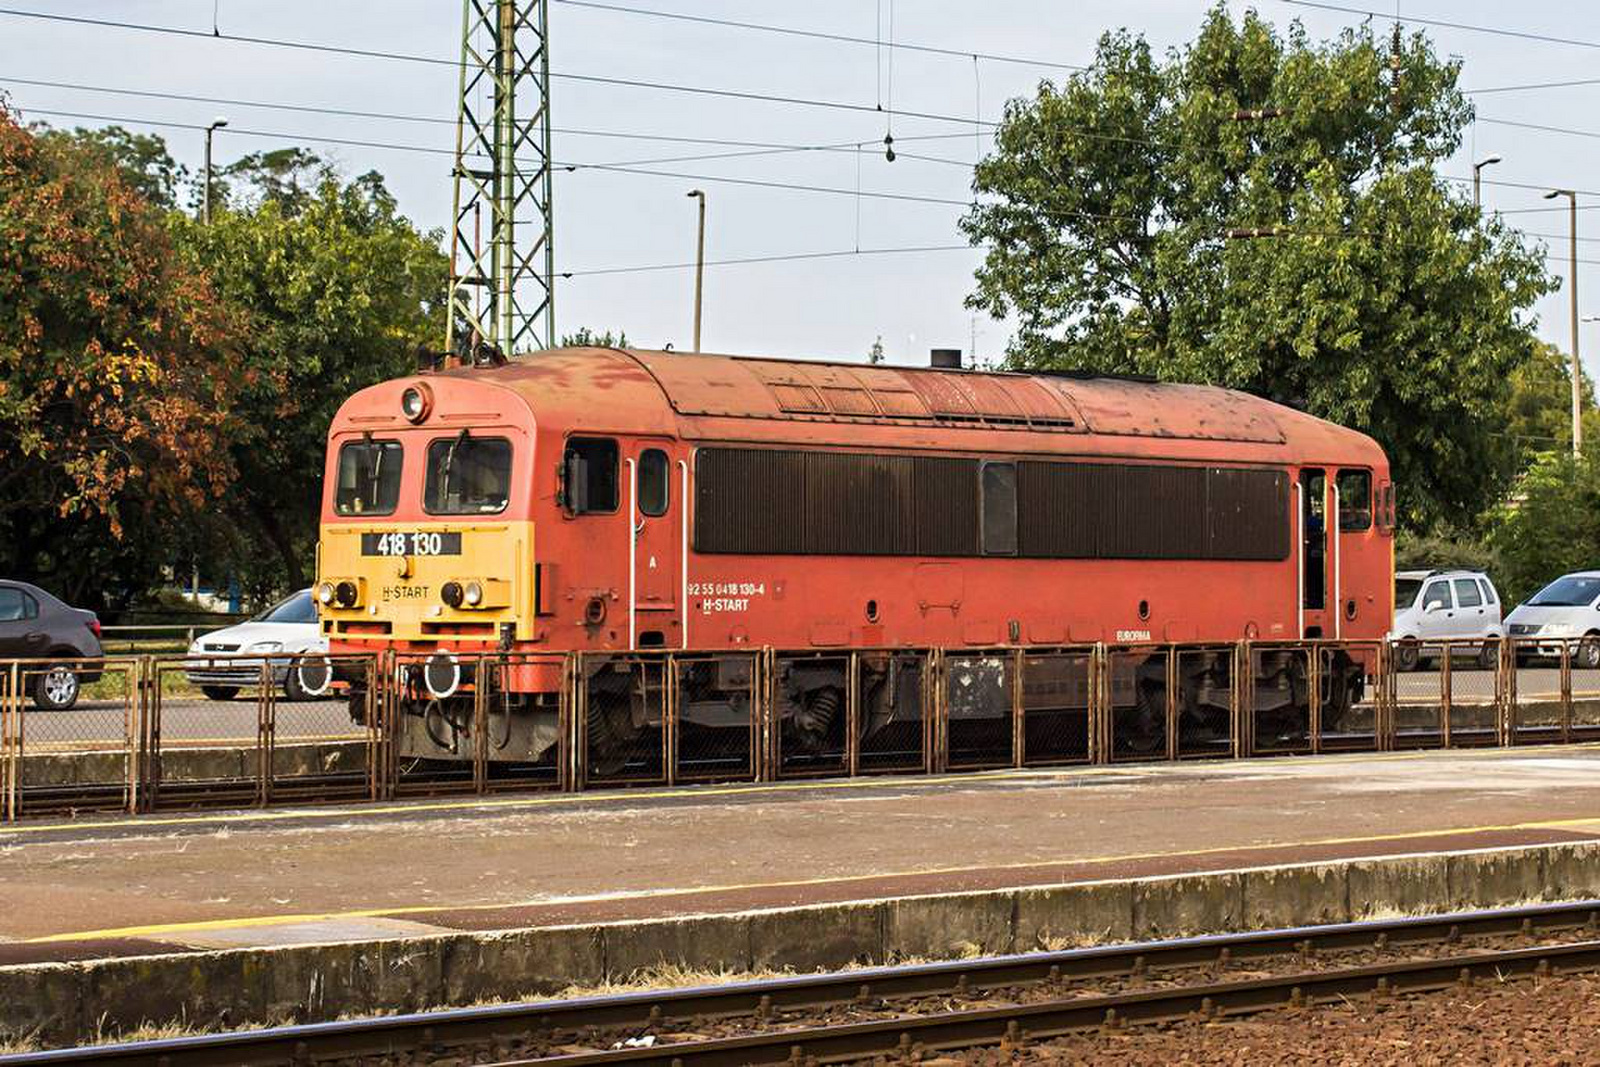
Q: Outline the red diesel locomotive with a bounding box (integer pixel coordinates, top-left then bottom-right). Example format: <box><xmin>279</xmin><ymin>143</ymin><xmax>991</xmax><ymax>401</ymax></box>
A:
<box><xmin>313</xmin><ymin>347</ymin><xmax>1394</xmax><ymax>764</ymax></box>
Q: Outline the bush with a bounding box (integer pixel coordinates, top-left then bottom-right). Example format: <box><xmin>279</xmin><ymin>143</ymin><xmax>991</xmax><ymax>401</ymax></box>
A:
<box><xmin>1486</xmin><ymin>451</ymin><xmax>1600</xmax><ymax>605</ymax></box>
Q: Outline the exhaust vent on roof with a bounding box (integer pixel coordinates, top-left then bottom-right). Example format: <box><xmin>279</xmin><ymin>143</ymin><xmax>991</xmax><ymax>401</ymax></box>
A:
<box><xmin>930</xmin><ymin>348</ymin><xmax>962</xmax><ymax>369</ymax></box>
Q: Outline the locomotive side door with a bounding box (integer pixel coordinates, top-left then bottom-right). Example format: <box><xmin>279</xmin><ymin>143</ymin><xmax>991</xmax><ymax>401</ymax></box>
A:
<box><xmin>1298</xmin><ymin>468</ymin><xmax>1333</xmax><ymax>638</ymax></box>
<box><xmin>628</xmin><ymin>441</ymin><xmax>682</xmax><ymax>649</ymax></box>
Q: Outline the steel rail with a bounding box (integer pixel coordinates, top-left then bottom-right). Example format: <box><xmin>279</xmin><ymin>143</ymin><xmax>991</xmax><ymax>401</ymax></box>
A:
<box><xmin>509</xmin><ymin>939</ymin><xmax>1600</xmax><ymax>1065</ymax></box>
<box><xmin>11</xmin><ymin>900</ymin><xmax>1600</xmax><ymax>1066</ymax></box>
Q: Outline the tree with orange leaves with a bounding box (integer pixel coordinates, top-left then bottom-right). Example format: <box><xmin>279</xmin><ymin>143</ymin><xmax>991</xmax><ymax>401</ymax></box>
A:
<box><xmin>0</xmin><ymin>106</ymin><xmax>245</xmax><ymax>608</ymax></box>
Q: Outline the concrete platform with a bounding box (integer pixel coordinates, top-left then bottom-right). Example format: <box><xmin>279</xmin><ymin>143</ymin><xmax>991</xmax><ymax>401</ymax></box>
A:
<box><xmin>4</xmin><ymin>745</ymin><xmax>1600</xmax><ymax>954</ymax></box>
<box><xmin>8</xmin><ymin>745</ymin><xmax>1600</xmax><ymax>1046</ymax></box>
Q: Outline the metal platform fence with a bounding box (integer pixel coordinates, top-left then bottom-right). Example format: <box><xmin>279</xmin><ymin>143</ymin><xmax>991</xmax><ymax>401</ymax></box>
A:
<box><xmin>0</xmin><ymin>637</ymin><xmax>1589</xmax><ymax>821</ymax></box>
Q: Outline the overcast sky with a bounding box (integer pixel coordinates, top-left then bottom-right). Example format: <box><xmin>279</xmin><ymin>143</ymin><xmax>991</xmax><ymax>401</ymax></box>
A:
<box><xmin>4</xmin><ymin>1</ymin><xmax>1598</xmax><ymax>374</ymax></box>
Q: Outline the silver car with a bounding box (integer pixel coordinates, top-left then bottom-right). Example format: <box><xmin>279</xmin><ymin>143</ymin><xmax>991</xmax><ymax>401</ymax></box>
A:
<box><xmin>1505</xmin><ymin>571</ymin><xmax>1600</xmax><ymax>668</ymax></box>
<box><xmin>184</xmin><ymin>589</ymin><xmax>327</xmax><ymax>700</ymax></box>
<box><xmin>1390</xmin><ymin>569</ymin><xmax>1504</xmax><ymax>670</ymax></box>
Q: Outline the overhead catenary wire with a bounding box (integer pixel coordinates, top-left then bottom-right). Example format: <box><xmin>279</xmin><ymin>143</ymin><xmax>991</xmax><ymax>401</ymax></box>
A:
<box><xmin>1275</xmin><ymin>1</ymin><xmax>1600</xmax><ymax>96</ymax></box>
<box><xmin>562</xmin><ymin>243</ymin><xmax>976</xmax><ymax>278</ymax></box>
<box><xmin>20</xmin><ymin>102</ymin><xmax>1600</xmax><ymax>259</ymax></box>
<box><xmin>1278</xmin><ymin>0</ymin><xmax>1600</xmax><ymax>54</ymax></box>
<box><xmin>13</xmin><ymin>106</ymin><xmax>980</xmax><ymax>207</ymax></box>
<box><xmin>552</xmin><ymin>0</ymin><xmax>1085</xmax><ymax>73</ymax></box>
<box><xmin>0</xmin><ymin>74</ymin><xmax>987</xmax><ymax>170</ymax></box>
<box><xmin>0</xmin><ymin>6</ymin><xmax>1032</xmax><ymax>135</ymax></box>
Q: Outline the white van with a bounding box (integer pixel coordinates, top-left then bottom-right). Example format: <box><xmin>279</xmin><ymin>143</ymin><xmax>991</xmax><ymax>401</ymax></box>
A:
<box><xmin>1505</xmin><ymin>571</ymin><xmax>1600</xmax><ymax>668</ymax></box>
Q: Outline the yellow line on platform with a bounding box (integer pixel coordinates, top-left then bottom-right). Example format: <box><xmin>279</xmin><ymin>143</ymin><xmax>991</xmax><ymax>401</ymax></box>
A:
<box><xmin>28</xmin><ymin>810</ymin><xmax>1600</xmax><ymax>945</ymax></box>
<box><xmin>3</xmin><ymin>742</ymin><xmax>1598</xmax><ymax>841</ymax></box>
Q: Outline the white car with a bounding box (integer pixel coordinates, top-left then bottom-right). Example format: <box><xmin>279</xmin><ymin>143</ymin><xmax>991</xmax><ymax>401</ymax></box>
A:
<box><xmin>185</xmin><ymin>589</ymin><xmax>327</xmax><ymax>700</ymax></box>
<box><xmin>1505</xmin><ymin>571</ymin><xmax>1600</xmax><ymax>669</ymax></box>
<box><xmin>1390</xmin><ymin>569</ymin><xmax>1504</xmax><ymax>670</ymax></box>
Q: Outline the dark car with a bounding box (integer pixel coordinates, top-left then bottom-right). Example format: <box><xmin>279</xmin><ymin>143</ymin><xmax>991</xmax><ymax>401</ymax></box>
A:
<box><xmin>0</xmin><ymin>581</ymin><xmax>104</xmax><ymax>709</ymax></box>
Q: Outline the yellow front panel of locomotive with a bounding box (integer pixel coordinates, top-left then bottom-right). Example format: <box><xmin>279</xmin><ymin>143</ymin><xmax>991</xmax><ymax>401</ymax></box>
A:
<box><xmin>315</xmin><ymin>522</ymin><xmax>534</xmax><ymax>643</ymax></box>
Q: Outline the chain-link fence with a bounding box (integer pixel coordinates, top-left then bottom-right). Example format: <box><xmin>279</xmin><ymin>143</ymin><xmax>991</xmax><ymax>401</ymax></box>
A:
<box><xmin>263</xmin><ymin>654</ymin><xmax>378</xmax><ymax>804</ymax></box>
<box><xmin>1105</xmin><ymin>647</ymin><xmax>1169</xmax><ymax>763</ymax></box>
<box><xmin>771</xmin><ymin>653</ymin><xmax>850</xmax><ymax>778</ymax></box>
<box><xmin>575</xmin><ymin>653</ymin><xmax>668</xmax><ymax>788</ymax></box>
<box><xmin>1319</xmin><ymin>642</ymin><xmax>1382</xmax><ymax>752</ymax></box>
<box><xmin>671</xmin><ymin>652</ymin><xmax>759</xmax><ymax>784</ymax></box>
<box><xmin>12</xmin><ymin>635</ymin><xmax>1600</xmax><ymax>822</ymax></box>
<box><xmin>943</xmin><ymin>651</ymin><xmax>1016</xmax><ymax>770</ymax></box>
<box><xmin>4</xmin><ymin>657</ymin><xmax>140</xmax><ymax>818</ymax></box>
<box><xmin>851</xmin><ymin>650</ymin><xmax>931</xmax><ymax>775</ymax></box>
<box><xmin>1017</xmin><ymin>650</ymin><xmax>1093</xmax><ymax>766</ymax></box>
<box><xmin>1247</xmin><ymin>646</ymin><xmax>1313</xmax><ymax>756</ymax></box>
<box><xmin>143</xmin><ymin>656</ymin><xmax>267</xmax><ymax>810</ymax></box>
<box><xmin>1504</xmin><ymin>638</ymin><xmax>1566</xmax><ymax>746</ymax></box>
<box><xmin>1568</xmin><ymin>639</ymin><xmax>1600</xmax><ymax>740</ymax></box>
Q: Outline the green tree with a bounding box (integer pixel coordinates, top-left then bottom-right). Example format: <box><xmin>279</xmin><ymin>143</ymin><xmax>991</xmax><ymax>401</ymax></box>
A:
<box><xmin>962</xmin><ymin>7</ymin><xmax>1551</xmax><ymax>528</ymax></box>
<box><xmin>1486</xmin><ymin>452</ymin><xmax>1600</xmax><ymax>605</ymax></box>
<box><xmin>1394</xmin><ymin>526</ymin><xmax>1500</xmax><ymax>578</ymax></box>
<box><xmin>0</xmin><ymin>109</ymin><xmax>242</xmax><ymax>608</ymax></box>
<box><xmin>178</xmin><ymin>161</ymin><xmax>449</xmax><ymax>593</ymax></box>
<box><xmin>35</xmin><ymin>124</ymin><xmax>188</xmax><ymax>209</ymax></box>
<box><xmin>1498</xmin><ymin>340</ymin><xmax>1600</xmax><ymax>478</ymax></box>
<box><xmin>560</xmin><ymin>327</ymin><xmax>630</xmax><ymax>348</ymax></box>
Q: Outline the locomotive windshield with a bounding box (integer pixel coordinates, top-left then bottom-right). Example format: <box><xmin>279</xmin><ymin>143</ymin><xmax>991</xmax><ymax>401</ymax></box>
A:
<box><xmin>424</xmin><ymin>434</ymin><xmax>511</xmax><ymax>514</ymax></box>
<box><xmin>334</xmin><ymin>439</ymin><xmax>402</xmax><ymax>515</ymax></box>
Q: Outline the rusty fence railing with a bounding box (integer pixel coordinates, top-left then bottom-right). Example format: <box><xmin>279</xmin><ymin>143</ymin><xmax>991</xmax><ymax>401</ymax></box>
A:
<box><xmin>3</xmin><ymin>637</ymin><xmax>1599</xmax><ymax>821</ymax></box>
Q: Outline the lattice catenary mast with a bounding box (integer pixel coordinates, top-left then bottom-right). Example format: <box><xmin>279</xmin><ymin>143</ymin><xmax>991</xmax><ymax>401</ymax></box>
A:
<box><xmin>447</xmin><ymin>0</ymin><xmax>555</xmax><ymax>356</ymax></box>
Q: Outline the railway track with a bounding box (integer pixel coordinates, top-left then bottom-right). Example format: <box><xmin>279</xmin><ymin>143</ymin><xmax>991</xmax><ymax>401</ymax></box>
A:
<box><xmin>12</xmin><ymin>899</ymin><xmax>1600</xmax><ymax>1066</ymax></box>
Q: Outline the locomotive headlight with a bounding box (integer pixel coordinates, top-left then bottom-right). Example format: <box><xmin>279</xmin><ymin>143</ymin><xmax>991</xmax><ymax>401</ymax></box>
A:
<box><xmin>441</xmin><ymin>581</ymin><xmax>465</xmax><ymax>608</ymax></box>
<box><xmin>316</xmin><ymin>581</ymin><xmax>336</xmax><ymax>606</ymax></box>
<box><xmin>334</xmin><ymin>580</ymin><xmax>360</xmax><ymax>608</ymax></box>
<box><xmin>400</xmin><ymin>383</ymin><xmax>432</xmax><ymax>423</ymax></box>
<box><xmin>464</xmin><ymin>580</ymin><xmax>483</xmax><ymax>607</ymax></box>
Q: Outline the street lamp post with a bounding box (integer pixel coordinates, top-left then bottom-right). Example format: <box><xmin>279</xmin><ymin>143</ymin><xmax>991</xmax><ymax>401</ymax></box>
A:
<box><xmin>1547</xmin><ymin>189</ymin><xmax>1582</xmax><ymax>456</ymax></box>
<box><xmin>203</xmin><ymin>117</ymin><xmax>229</xmax><ymax>224</ymax></box>
<box><xmin>1473</xmin><ymin>154</ymin><xmax>1502</xmax><ymax>208</ymax></box>
<box><xmin>686</xmin><ymin>189</ymin><xmax>706</xmax><ymax>352</ymax></box>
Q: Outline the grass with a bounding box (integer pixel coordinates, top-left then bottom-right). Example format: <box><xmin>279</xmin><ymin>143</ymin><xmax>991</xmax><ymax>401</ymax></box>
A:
<box><xmin>79</xmin><ymin>669</ymin><xmax>210</xmax><ymax>703</ymax></box>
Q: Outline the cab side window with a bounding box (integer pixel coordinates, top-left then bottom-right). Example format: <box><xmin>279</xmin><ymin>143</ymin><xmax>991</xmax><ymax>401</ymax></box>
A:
<box><xmin>1453</xmin><ymin>578</ymin><xmax>1483</xmax><ymax>609</ymax></box>
<box><xmin>563</xmin><ymin>437</ymin><xmax>619</xmax><ymax>515</ymax></box>
<box><xmin>1336</xmin><ymin>469</ymin><xmax>1372</xmax><ymax>531</ymax></box>
<box><xmin>1422</xmin><ymin>582</ymin><xmax>1453</xmax><ymax>611</ymax></box>
<box><xmin>638</xmin><ymin>449</ymin><xmax>670</xmax><ymax>517</ymax></box>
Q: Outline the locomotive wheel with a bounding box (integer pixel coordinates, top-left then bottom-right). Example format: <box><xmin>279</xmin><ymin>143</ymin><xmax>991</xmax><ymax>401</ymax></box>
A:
<box><xmin>1320</xmin><ymin>660</ymin><xmax>1354</xmax><ymax>734</ymax></box>
<box><xmin>1119</xmin><ymin>681</ymin><xmax>1166</xmax><ymax>756</ymax></box>
<box><xmin>787</xmin><ymin>686</ymin><xmax>843</xmax><ymax>755</ymax></box>
<box><xmin>586</xmin><ymin>697</ymin><xmax>633</xmax><ymax>775</ymax></box>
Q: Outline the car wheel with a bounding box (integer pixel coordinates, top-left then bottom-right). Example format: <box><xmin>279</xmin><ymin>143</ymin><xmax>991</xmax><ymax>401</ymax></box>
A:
<box><xmin>1395</xmin><ymin>640</ymin><xmax>1420</xmax><ymax>672</ymax></box>
<box><xmin>201</xmin><ymin>686</ymin><xmax>240</xmax><ymax>701</ymax></box>
<box><xmin>1478</xmin><ymin>639</ymin><xmax>1500</xmax><ymax>671</ymax></box>
<box><xmin>1579</xmin><ymin>636</ymin><xmax>1600</xmax><ymax>671</ymax></box>
<box><xmin>282</xmin><ymin>667</ymin><xmax>311</xmax><ymax>703</ymax></box>
<box><xmin>31</xmin><ymin>665</ymin><xmax>80</xmax><ymax>711</ymax></box>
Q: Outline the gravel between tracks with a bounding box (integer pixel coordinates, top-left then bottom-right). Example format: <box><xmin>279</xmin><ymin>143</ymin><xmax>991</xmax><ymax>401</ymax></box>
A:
<box><xmin>356</xmin><ymin>930</ymin><xmax>1600</xmax><ymax>1064</ymax></box>
<box><xmin>949</xmin><ymin>972</ymin><xmax>1600</xmax><ymax>1065</ymax></box>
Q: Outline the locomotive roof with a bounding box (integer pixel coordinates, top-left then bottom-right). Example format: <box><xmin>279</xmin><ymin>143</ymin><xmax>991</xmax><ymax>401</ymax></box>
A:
<box><xmin>411</xmin><ymin>347</ymin><xmax>1386</xmax><ymax>468</ymax></box>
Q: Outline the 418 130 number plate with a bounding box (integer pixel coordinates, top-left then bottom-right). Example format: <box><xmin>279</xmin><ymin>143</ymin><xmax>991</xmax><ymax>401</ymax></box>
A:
<box><xmin>361</xmin><ymin>531</ymin><xmax>463</xmax><ymax>557</ymax></box>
